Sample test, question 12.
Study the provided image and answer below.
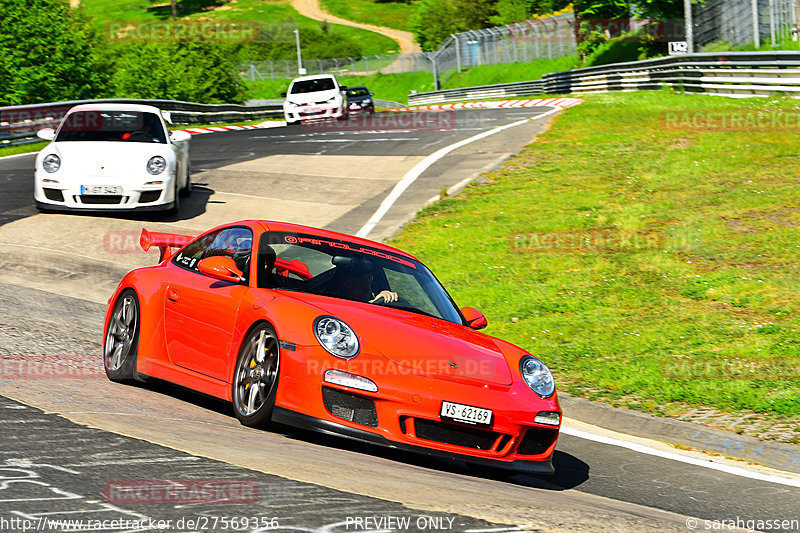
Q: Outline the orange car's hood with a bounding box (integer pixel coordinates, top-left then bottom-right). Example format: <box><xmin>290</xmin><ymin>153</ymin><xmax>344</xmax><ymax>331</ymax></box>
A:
<box><xmin>293</xmin><ymin>294</ymin><xmax>514</xmax><ymax>386</ymax></box>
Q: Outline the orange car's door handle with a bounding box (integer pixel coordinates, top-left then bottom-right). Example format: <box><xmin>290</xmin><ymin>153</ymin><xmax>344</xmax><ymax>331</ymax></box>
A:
<box><xmin>167</xmin><ymin>288</ymin><xmax>180</xmax><ymax>303</ymax></box>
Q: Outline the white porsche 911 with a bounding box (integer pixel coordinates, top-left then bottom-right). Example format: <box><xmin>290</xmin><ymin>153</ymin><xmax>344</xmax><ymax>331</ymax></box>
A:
<box><xmin>34</xmin><ymin>103</ymin><xmax>191</xmax><ymax>214</ymax></box>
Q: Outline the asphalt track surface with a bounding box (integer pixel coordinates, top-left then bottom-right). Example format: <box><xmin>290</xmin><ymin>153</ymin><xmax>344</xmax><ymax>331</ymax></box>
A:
<box><xmin>0</xmin><ymin>108</ymin><xmax>798</xmax><ymax>532</ymax></box>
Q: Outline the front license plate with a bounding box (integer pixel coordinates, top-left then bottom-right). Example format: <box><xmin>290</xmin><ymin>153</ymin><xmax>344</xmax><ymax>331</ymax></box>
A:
<box><xmin>81</xmin><ymin>185</ymin><xmax>122</xmax><ymax>195</ymax></box>
<box><xmin>440</xmin><ymin>401</ymin><xmax>493</xmax><ymax>427</ymax></box>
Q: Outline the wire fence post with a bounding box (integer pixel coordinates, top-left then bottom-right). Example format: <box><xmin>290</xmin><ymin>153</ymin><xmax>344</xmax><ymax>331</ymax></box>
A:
<box><xmin>454</xmin><ymin>34</ymin><xmax>462</xmax><ymax>72</ymax></box>
<box><xmin>770</xmin><ymin>0</ymin><xmax>777</xmax><ymax>44</ymax></box>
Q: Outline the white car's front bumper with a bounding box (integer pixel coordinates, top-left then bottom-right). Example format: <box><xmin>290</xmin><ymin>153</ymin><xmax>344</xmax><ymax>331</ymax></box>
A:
<box><xmin>284</xmin><ymin>103</ymin><xmax>345</xmax><ymax>123</ymax></box>
<box><xmin>34</xmin><ymin>173</ymin><xmax>177</xmax><ymax>211</ymax></box>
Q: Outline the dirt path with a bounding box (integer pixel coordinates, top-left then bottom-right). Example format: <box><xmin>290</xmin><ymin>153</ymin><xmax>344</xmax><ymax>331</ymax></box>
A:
<box><xmin>292</xmin><ymin>0</ymin><xmax>421</xmax><ymax>55</ymax></box>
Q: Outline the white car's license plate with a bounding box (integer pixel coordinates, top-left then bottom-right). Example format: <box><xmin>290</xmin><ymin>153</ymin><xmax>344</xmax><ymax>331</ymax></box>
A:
<box><xmin>81</xmin><ymin>185</ymin><xmax>122</xmax><ymax>195</ymax></box>
<box><xmin>440</xmin><ymin>401</ymin><xmax>493</xmax><ymax>427</ymax></box>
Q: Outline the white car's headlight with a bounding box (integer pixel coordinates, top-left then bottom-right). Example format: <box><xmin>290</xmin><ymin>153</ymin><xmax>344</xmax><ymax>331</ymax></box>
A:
<box><xmin>314</xmin><ymin>316</ymin><xmax>359</xmax><ymax>359</ymax></box>
<box><xmin>42</xmin><ymin>154</ymin><xmax>60</xmax><ymax>173</ymax></box>
<box><xmin>520</xmin><ymin>356</ymin><xmax>555</xmax><ymax>398</ymax></box>
<box><xmin>146</xmin><ymin>156</ymin><xmax>166</xmax><ymax>175</ymax></box>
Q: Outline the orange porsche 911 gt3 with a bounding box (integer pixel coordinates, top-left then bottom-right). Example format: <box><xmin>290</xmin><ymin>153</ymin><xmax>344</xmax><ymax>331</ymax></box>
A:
<box><xmin>103</xmin><ymin>220</ymin><xmax>561</xmax><ymax>473</ymax></box>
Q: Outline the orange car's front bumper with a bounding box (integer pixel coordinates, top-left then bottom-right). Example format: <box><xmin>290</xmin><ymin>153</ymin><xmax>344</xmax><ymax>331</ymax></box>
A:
<box><xmin>274</xmin><ymin>346</ymin><xmax>561</xmax><ymax>473</ymax></box>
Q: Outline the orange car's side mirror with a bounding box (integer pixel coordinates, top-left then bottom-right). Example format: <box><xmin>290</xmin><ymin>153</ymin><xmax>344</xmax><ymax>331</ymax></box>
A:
<box><xmin>461</xmin><ymin>307</ymin><xmax>487</xmax><ymax>330</ymax></box>
<box><xmin>198</xmin><ymin>256</ymin><xmax>245</xmax><ymax>284</ymax></box>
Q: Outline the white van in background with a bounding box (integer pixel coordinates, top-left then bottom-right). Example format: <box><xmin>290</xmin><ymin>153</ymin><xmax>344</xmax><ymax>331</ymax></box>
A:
<box><xmin>282</xmin><ymin>74</ymin><xmax>347</xmax><ymax>124</ymax></box>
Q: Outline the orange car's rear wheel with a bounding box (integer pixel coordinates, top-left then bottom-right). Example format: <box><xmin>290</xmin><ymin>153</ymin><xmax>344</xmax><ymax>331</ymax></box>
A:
<box><xmin>233</xmin><ymin>323</ymin><xmax>281</xmax><ymax>427</ymax></box>
<box><xmin>103</xmin><ymin>290</ymin><xmax>140</xmax><ymax>382</ymax></box>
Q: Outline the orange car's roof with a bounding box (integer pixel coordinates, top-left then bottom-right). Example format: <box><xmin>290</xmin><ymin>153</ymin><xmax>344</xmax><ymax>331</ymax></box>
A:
<box><xmin>221</xmin><ymin>219</ymin><xmax>422</xmax><ymax>263</ymax></box>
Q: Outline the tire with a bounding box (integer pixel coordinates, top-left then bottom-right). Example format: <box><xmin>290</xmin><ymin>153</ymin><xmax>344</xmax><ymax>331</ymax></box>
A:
<box><xmin>232</xmin><ymin>322</ymin><xmax>281</xmax><ymax>427</ymax></box>
<box><xmin>179</xmin><ymin>161</ymin><xmax>192</xmax><ymax>197</ymax></box>
<box><xmin>103</xmin><ymin>290</ymin><xmax>140</xmax><ymax>382</ymax></box>
<box><xmin>165</xmin><ymin>178</ymin><xmax>180</xmax><ymax>216</ymax></box>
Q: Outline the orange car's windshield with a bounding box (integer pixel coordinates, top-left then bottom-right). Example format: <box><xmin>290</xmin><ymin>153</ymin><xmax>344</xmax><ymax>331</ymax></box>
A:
<box><xmin>257</xmin><ymin>232</ymin><xmax>463</xmax><ymax>324</ymax></box>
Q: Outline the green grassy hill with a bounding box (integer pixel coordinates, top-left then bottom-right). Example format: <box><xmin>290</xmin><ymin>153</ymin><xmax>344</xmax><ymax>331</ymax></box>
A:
<box><xmin>319</xmin><ymin>0</ymin><xmax>418</xmax><ymax>31</ymax></box>
<box><xmin>81</xmin><ymin>0</ymin><xmax>398</xmax><ymax>57</ymax></box>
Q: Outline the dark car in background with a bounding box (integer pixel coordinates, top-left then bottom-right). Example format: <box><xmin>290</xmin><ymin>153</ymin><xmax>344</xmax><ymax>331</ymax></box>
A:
<box><xmin>345</xmin><ymin>86</ymin><xmax>375</xmax><ymax>115</ymax></box>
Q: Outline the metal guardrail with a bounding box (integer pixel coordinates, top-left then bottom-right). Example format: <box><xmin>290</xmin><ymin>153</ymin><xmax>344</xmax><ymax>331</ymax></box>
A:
<box><xmin>1</xmin><ymin>98</ymin><xmax>283</xmax><ymax>146</ymax></box>
<box><xmin>409</xmin><ymin>51</ymin><xmax>800</xmax><ymax>105</ymax></box>
<box><xmin>408</xmin><ymin>80</ymin><xmax>546</xmax><ymax>106</ymax></box>
<box><xmin>542</xmin><ymin>51</ymin><xmax>800</xmax><ymax>97</ymax></box>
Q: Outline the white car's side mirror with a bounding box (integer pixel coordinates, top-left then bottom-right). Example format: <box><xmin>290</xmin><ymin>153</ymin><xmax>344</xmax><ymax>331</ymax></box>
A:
<box><xmin>170</xmin><ymin>130</ymin><xmax>191</xmax><ymax>143</ymax></box>
<box><xmin>37</xmin><ymin>128</ymin><xmax>55</xmax><ymax>141</ymax></box>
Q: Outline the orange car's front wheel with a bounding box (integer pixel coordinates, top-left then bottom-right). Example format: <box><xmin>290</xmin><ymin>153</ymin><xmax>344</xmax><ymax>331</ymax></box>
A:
<box><xmin>233</xmin><ymin>323</ymin><xmax>281</xmax><ymax>427</ymax></box>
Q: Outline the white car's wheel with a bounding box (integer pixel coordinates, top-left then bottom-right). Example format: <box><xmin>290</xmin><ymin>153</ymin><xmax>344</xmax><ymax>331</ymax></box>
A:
<box><xmin>179</xmin><ymin>161</ymin><xmax>191</xmax><ymax>197</ymax></box>
<box><xmin>166</xmin><ymin>178</ymin><xmax>180</xmax><ymax>216</ymax></box>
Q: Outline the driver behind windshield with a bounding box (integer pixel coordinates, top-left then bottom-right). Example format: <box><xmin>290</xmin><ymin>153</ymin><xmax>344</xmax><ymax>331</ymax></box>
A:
<box><xmin>333</xmin><ymin>257</ymin><xmax>398</xmax><ymax>304</ymax></box>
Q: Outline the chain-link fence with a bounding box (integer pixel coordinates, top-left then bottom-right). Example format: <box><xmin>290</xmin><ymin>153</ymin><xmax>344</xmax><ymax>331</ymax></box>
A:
<box><xmin>693</xmin><ymin>0</ymin><xmax>796</xmax><ymax>49</ymax></box>
<box><xmin>237</xmin><ymin>12</ymin><xmax>577</xmax><ymax>83</ymax></box>
<box><xmin>239</xmin><ymin>53</ymin><xmax>433</xmax><ymax>81</ymax></box>
<box><xmin>434</xmin><ymin>12</ymin><xmax>576</xmax><ymax>75</ymax></box>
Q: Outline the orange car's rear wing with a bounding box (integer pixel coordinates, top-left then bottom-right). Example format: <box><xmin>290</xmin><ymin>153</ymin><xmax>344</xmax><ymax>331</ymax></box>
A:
<box><xmin>140</xmin><ymin>228</ymin><xmax>194</xmax><ymax>262</ymax></box>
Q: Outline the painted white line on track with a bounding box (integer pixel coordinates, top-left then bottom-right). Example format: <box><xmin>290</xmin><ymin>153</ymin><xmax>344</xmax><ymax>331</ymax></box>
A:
<box><xmin>355</xmin><ymin>107</ymin><xmax>562</xmax><ymax>239</ymax></box>
<box><xmin>560</xmin><ymin>424</ymin><xmax>800</xmax><ymax>488</ymax></box>
<box><xmin>278</xmin><ymin>138</ymin><xmax>419</xmax><ymax>143</ymax></box>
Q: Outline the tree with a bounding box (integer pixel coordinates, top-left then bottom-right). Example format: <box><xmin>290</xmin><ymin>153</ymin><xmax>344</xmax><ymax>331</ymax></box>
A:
<box><xmin>410</xmin><ymin>0</ymin><xmax>497</xmax><ymax>51</ymax></box>
<box><xmin>109</xmin><ymin>41</ymin><xmax>245</xmax><ymax>103</ymax></box>
<box><xmin>572</xmin><ymin>0</ymin><xmax>631</xmax><ymax>19</ymax></box>
<box><xmin>0</xmin><ymin>0</ymin><xmax>109</xmax><ymax>105</ymax></box>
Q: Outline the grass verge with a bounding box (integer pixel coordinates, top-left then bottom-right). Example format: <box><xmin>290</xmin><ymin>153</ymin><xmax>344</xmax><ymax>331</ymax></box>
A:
<box><xmin>319</xmin><ymin>0</ymin><xmax>416</xmax><ymax>31</ymax></box>
<box><xmin>244</xmin><ymin>58</ymin><xmax>579</xmax><ymax>104</ymax></box>
<box><xmin>440</xmin><ymin>56</ymin><xmax>580</xmax><ymax>88</ymax></box>
<box><xmin>389</xmin><ymin>90</ymin><xmax>800</xmax><ymax>441</ymax></box>
<box><xmin>0</xmin><ymin>142</ymin><xmax>47</xmax><ymax>158</ymax></box>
